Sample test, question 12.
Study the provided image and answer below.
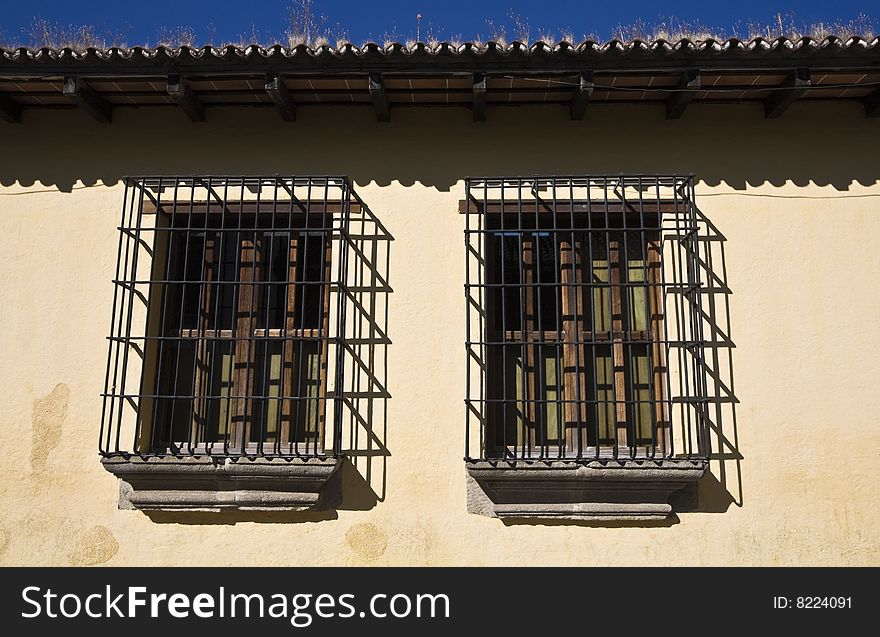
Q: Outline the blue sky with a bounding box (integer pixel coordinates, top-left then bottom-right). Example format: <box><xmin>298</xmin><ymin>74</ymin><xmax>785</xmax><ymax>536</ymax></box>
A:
<box><xmin>0</xmin><ymin>0</ymin><xmax>874</xmax><ymax>46</ymax></box>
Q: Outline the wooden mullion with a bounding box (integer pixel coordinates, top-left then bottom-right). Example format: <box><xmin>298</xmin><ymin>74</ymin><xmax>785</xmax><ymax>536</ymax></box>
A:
<box><xmin>647</xmin><ymin>239</ymin><xmax>669</xmax><ymax>455</ymax></box>
<box><xmin>315</xmin><ymin>232</ymin><xmax>333</xmax><ymax>451</ymax></box>
<box><xmin>232</xmin><ymin>231</ymin><xmax>260</xmax><ymax>450</ymax></box>
<box><xmin>190</xmin><ymin>231</ymin><xmax>216</xmax><ymax>446</ymax></box>
<box><xmin>280</xmin><ymin>233</ymin><xmax>298</xmax><ymax>449</ymax></box>
<box><xmin>609</xmin><ymin>239</ymin><xmax>628</xmax><ymax>447</ymax></box>
<box><xmin>561</xmin><ymin>232</ymin><xmax>587</xmax><ymax>455</ymax></box>
<box><xmin>521</xmin><ymin>235</ymin><xmax>538</xmax><ymax>452</ymax></box>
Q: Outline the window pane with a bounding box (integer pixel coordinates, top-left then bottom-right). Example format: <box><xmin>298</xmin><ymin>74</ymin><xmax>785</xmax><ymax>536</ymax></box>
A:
<box><xmin>591</xmin><ymin>347</ymin><xmax>615</xmax><ymax>445</ymax></box>
<box><xmin>207</xmin><ymin>230</ymin><xmax>239</xmax><ymax>331</ymax></box>
<box><xmin>630</xmin><ymin>348</ymin><xmax>654</xmax><ymax>444</ymax></box>
<box><xmin>260</xmin><ymin>233</ymin><xmax>290</xmax><ymax>330</ymax></box>
<box><xmin>296</xmin><ymin>233</ymin><xmax>327</xmax><ymax>329</ymax></box>
<box><xmin>540</xmin><ymin>345</ymin><xmax>563</xmax><ymax>445</ymax></box>
<box><xmin>179</xmin><ymin>233</ymin><xmax>205</xmax><ymax>330</ymax></box>
<box><xmin>294</xmin><ymin>340</ymin><xmax>323</xmax><ymax>440</ymax></box>
<box><xmin>204</xmin><ymin>341</ymin><xmax>235</xmax><ymax>444</ymax></box>
<box><xmin>534</xmin><ymin>234</ymin><xmax>560</xmax><ymax>330</ymax></box>
<box><xmin>494</xmin><ymin>234</ymin><xmax>522</xmax><ymax>331</ymax></box>
<box><xmin>252</xmin><ymin>340</ymin><xmax>284</xmax><ymax>445</ymax></box>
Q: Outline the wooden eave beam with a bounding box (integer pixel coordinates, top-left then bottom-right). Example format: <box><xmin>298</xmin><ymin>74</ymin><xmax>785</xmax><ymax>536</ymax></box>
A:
<box><xmin>666</xmin><ymin>69</ymin><xmax>701</xmax><ymax>119</ymax></box>
<box><xmin>864</xmin><ymin>88</ymin><xmax>880</xmax><ymax>117</ymax></box>
<box><xmin>265</xmin><ymin>74</ymin><xmax>296</xmax><ymax>122</ymax></box>
<box><xmin>473</xmin><ymin>72</ymin><xmax>487</xmax><ymax>122</ymax></box>
<box><xmin>62</xmin><ymin>76</ymin><xmax>112</xmax><ymax>123</ymax></box>
<box><xmin>0</xmin><ymin>93</ymin><xmax>22</xmax><ymax>123</ymax></box>
<box><xmin>368</xmin><ymin>72</ymin><xmax>390</xmax><ymax>122</ymax></box>
<box><xmin>764</xmin><ymin>68</ymin><xmax>811</xmax><ymax>119</ymax></box>
<box><xmin>569</xmin><ymin>71</ymin><xmax>594</xmax><ymax>120</ymax></box>
<box><xmin>167</xmin><ymin>75</ymin><xmax>204</xmax><ymax>123</ymax></box>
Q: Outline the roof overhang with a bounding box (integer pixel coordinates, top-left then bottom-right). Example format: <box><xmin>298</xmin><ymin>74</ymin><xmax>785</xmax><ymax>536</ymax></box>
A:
<box><xmin>1</xmin><ymin>37</ymin><xmax>878</xmax><ymax>123</ymax></box>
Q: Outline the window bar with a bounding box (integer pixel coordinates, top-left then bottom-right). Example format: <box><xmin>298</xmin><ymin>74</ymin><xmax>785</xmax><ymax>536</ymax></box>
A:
<box><xmin>530</xmin><ymin>180</ymin><xmax>542</xmax><ymax>458</ymax></box>
<box><xmin>658</xmin><ymin>182</ymin><xmax>676</xmax><ymax>460</ymax></box>
<box><xmin>637</xmin><ymin>177</ymin><xmax>650</xmax><ymax>456</ymax></box>
<box><xmin>102</xmin><ymin>179</ymin><xmax>133</xmax><ymax>454</ymax></box>
<box><xmin>620</xmin><ymin>178</ymin><xmax>636</xmax><ymax>459</ymax></box>
<box><xmin>213</xmin><ymin>177</ymin><xmax>229</xmax><ymax>456</ymax></box>
<box><xmin>670</xmin><ymin>177</ymin><xmax>691</xmax><ymax>457</ymax></box>
<box><xmin>186</xmin><ymin>175</ymin><xmax>204</xmax><ymax>456</ymax></box>
<box><xmin>605</xmin><ymin>177</ymin><xmax>622</xmax><ymax>458</ymax></box>
<box><xmin>675</xmin><ymin>179</ymin><xmax>696</xmax><ymax>456</ymax></box>
<box><xmin>167</xmin><ymin>178</ymin><xmax>196</xmax><ymax>454</ymax></box>
<box><xmin>302</xmin><ymin>178</ymin><xmax>314</xmax><ymax>456</ymax></box>
<box><xmin>257</xmin><ymin>182</ymin><xmax>271</xmax><ymax>456</ymax></box>
<box><xmin>464</xmin><ymin>177</ymin><xmax>471</xmax><ymax>460</ymax></box>
<box><xmin>122</xmin><ymin>180</ymin><xmax>150</xmax><ymax>454</ymax></box>
<box><xmin>280</xmin><ymin>180</ymin><xmax>297</xmax><ymax>456</ymax></box>
<box><xmin>650</xmin><ymin>177</ymin><xmax>666</xmax><ymax>458</ymax></box>
<box><xmin>549</xmin><ymin>177</ymin><xmax>563</xmax><ymax>459</ymax></box>
<box><xmin>585</xmin><ymin>178</ymin><xmax>601</xmax><ymax>460</ymax></box>
<box><xmin>145</xmin><ymin>177</ymin><xmax>177</xmax><ymax>454</ymax></box>
<box><xmin>109</xmin><ymin>180</ymin><xmax>136</xmax><ymax>454</ymax></box>
<box><xmin>565</xmin><ymin>175</ymin><xmax>584</xmax><ymax>459</ymax></box>
<box><xmin>256</xmin><ymin>180</ymin><xmax>270</xmax><ymax>457</ymax></box>
<box><xmin>517</xmin><ymin>179</ymin><xmax>530</xmax><ymax>460</ymax></box>
<box><xmin>687</xmin><ymin>176</ymin><xmax>709</xmax><ymax>457</ymax></box>
<box><xmin>500</xmin><ymin>179</ymin><xmax>510</xmax><ymax>458</ymax></box>
<box><xmin>320</xmin><ymin>177</ymin><xmax>332</xmax><ymax>456</ymax></box>
<box><xmin>333</xmin><ymin>182</ymin><xmax>351</xmax><ymax>456</ymax></box>
<box><xmin>477</xmin><ymin>177</ymin><xmax>489</xmax><ymax>461</ymax></box>
<box><xmin>188</xmin><ymin>186</ymin><xmax>213</xmax><ymax>456</ymax></box>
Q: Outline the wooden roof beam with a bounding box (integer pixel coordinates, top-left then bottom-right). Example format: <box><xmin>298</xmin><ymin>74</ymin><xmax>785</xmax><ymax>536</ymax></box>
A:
<box><xmin>473</xmin><ymin>73</ymin><xmax>487</xmax><ymax>122</ymax></box>
<box><xmin>167</xmin><ymin>75</ymin><xmax>204</xmax><ymax>123</ymax></box>
<box><xmin>368</xmin><ymin>73</ymin><xmax>390</xmax><ymax>122</ymax></box>
<box><xmin>570</xmin><ymin>71</ymin><xmax>594</xmax><ymax>120</ymax></box>
<box><xmin>666</xmin><ymin>69</ymin><xmax>701</xmax><ymax>119</ymax></box>
<box><xmin>265</xmin><ymin>74</ymin><xmax>296</xmax><ymax>122</ymax></box>
<box><xmin>764</xmin><ymin>68</ymin><xmax>811</xmax><ymax>119</ymax></box>
<box><xmin>0</xmin><ymin>93</ymin><xmax>22</xmax><ymax>123</ymax></box>
<box><xmin>864</xmin><ymin>88</ymin><xmax>880</xmax><ymax>117</ymax></box>
<box><xmin>63</xmin><ymin>77</ymin><xmax>112</xmax><ymax>123</ymax></box>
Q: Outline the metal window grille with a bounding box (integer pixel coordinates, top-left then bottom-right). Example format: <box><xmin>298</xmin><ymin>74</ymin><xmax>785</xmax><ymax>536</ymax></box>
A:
<box><xmin>100</xmin><ymin>176</ymin><xmax>353</xmax><ymax>458</ymax></box>
<box><xmin>464</xmin><ymin>175</ymin><xmax>710</xmax><ymax>462</ymax></box>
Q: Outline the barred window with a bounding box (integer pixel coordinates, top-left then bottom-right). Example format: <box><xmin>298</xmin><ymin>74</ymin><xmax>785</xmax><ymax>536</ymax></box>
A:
<box><xmin>101</xmin><ymin>177</ymin><xmax>353</xmax><ymax>459</ymax></box>
<box><xmin>464</xmin><ymin>176</ymin><xmax>709</xmax><ymax>463</ymax></box>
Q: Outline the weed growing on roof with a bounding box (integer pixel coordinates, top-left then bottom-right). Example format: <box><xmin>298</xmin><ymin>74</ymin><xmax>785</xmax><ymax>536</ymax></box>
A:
<box><xmin>0</xmin><ymin>5</ymin><xmax>875</xmax><ymax>51</ymax></box>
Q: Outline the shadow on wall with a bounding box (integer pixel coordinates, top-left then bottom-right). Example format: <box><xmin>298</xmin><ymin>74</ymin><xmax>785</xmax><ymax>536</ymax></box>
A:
<box><xmin>0</xmin><ymin>102</ymin><xmax>878</xmax><ymax>192</ymax></box>
<box><xmin>4</xmin><ymin>102</ymin><xmax>875</xmax><ymax>525</ymax></box>
<box><xmin>337</xmin><ymin>195</ymin><xmax>394</xmax><ymax>507</ymax></box>
<box><xmin>694</xmin><ymin>207</ymin><xmax>743</xmax><ymax>512</ymax></box>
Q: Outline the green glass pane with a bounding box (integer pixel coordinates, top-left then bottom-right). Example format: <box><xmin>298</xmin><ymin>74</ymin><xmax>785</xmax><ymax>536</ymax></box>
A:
<box><xmin>631</xmin><ymin>353</ymin><xmax>653</xmax><ymax>442</ymax></box>
<box><xmin>627</xmin><ymin>260</ymin><xmax>648</xmax><ymax>332</ymax></box>
<box><xmin>595</xmin><ymin>354</ymin><xmax>614</xmax><ymax>442</ymax></box>
<box><xmin>542</xmin><ymin>348</ymin><xmax>562</xmax><ymax>443</ymax></box>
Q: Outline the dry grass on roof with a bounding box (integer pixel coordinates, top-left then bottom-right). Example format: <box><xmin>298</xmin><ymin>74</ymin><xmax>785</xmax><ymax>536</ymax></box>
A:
<box><xmin>0</xmin><ymin>3</ymin><xmax>875</xmax><ymax>53</ymax></box>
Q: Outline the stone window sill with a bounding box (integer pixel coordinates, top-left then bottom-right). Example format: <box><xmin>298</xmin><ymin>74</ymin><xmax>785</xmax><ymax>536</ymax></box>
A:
<box><xmin>101</xmin><ymin>456</ymin><xmax>342</xmax><ymax>513</ymax></box>
<box><xmin>466</xmin><ymin>459</ymin><xmax>707</xmax><ymax>521</ymax></box>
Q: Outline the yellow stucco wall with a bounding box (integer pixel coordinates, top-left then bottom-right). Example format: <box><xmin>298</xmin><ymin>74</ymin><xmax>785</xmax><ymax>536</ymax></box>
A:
<box><xmin>0</xmin><ymin>101</ymin><xmax>878</xmax><ymax>566</ymax></box>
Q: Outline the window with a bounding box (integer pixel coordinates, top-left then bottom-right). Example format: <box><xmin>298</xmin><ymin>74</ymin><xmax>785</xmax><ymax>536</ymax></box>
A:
<box><xmin>464</xmin><ymin>176</ymin><xmax>709</xmax><ymax>519</ymax></box>
<box><xmin>101</xmin><ymin>176</ymin><xmax>355</xmax><ymax>512</ymax></box>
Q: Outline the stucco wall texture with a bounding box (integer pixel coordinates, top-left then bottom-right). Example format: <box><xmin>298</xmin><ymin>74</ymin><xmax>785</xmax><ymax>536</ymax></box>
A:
<box><xmin>0</xmin><ymin>102</ymin><xmax>878</xmax><ymax>566</ymax></box>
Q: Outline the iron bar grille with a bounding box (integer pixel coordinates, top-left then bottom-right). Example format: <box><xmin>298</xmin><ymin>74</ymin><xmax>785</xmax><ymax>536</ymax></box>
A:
<box><xmin>464</xmin><ymin>175</ymin><xmax>710</xmax><ymax>462</ymax></box>
<box><xmin>100</xmin><ymin>176</ymin><xmax>353</xmax><ymax>458</ymax></box>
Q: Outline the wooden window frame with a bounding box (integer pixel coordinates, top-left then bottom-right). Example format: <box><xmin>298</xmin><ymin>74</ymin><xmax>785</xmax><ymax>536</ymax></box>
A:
<box><xmin>147</xmin><ymin>214</ymin><xmax>333</xmax><ymax>456</ymax></box>
<box><xmin>485</xmin><ymin>217</ymin><xmax>669</xmax><ymax>459</ymax></box>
